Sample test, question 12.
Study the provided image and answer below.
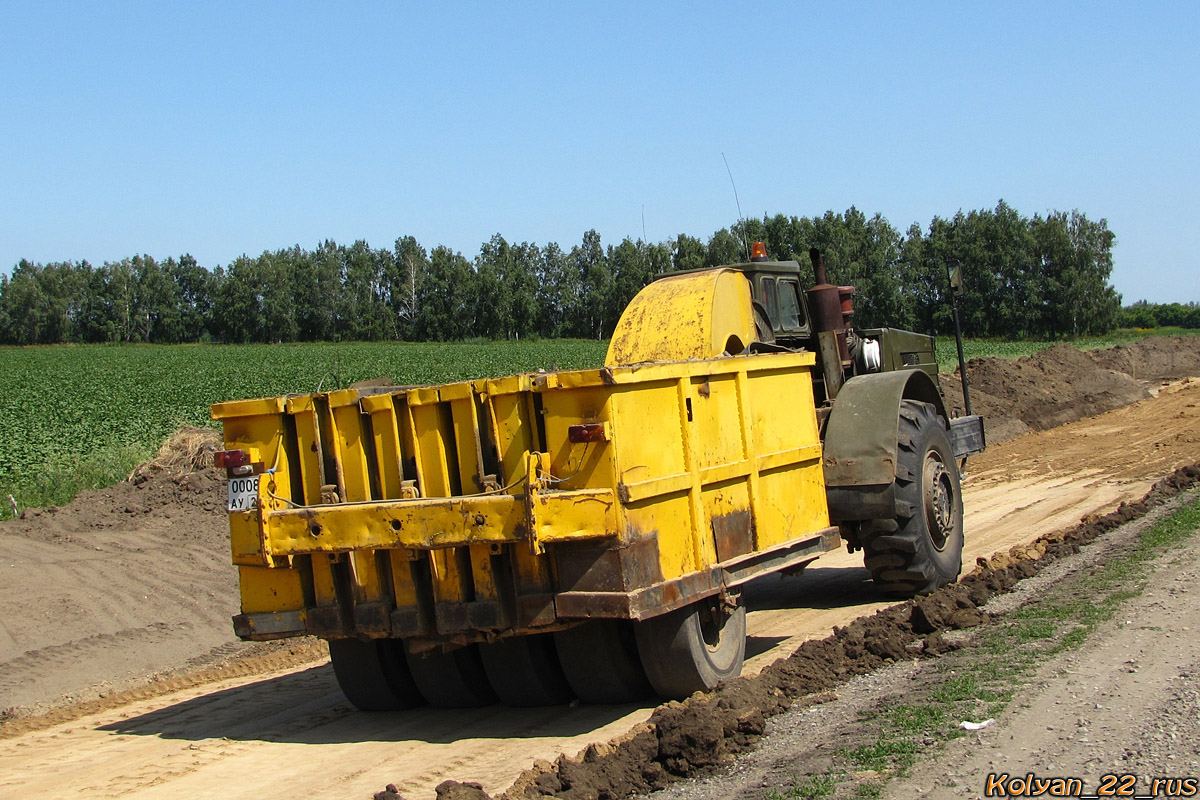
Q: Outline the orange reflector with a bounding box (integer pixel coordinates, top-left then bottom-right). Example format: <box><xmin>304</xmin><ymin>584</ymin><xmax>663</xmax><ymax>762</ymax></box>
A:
<box><xmin>567</xmin><ymin>423</ymin><xmax>608</xmax><ymax>443</ymax></box>
<box><xmin>750</xmin><ymin>241</ymin><xmax>768</xmax><ymax>261</ymax></box>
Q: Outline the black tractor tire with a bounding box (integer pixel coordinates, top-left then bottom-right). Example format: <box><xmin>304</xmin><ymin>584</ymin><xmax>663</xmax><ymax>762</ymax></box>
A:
<box><xmin>327</xmin><ymin>638</ymin><xmax>425</xmax><ymax>711</ymax></box>
<box><xmin>554</xmin><ymin>620</ymin><xmax>654</xmax><ymax>704</ymax></box>
<box><xmin>405</xmin><ymin>643</ymin><xmax>497</xmax><ymax>708</ymax></box>
<box><xmin>862</xmin><ymin>399</ymin><xmax>964</xmax><ymax>597</ymax></box>
<box><xmin>634</xmin><ymin>599</ymin><xmax>746</xmax><ymax>700</ymax></box>
<box><xmin>479</xmin><ymin>633</ymin><xmax>575</xmax><ymax>707</ymax></box>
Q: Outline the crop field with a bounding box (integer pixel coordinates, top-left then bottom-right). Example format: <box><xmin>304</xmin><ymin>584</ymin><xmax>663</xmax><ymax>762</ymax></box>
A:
<box><xmin>0</xmin><ymin>339</ymin><xmax>607</xmax><ymax>515</ymax></box>
<box><xmin>2</xmin><ymin>328</ymin><xmax>1193</xmax><ymax>517</ymax></box>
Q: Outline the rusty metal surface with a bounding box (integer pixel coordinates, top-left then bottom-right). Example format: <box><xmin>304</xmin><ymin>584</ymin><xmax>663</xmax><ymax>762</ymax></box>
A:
<box><xmin>712</xmin><ymin>509</ymin><xmax>755</xmax><ymax>562</ymax></box>
<box><xmin>303</xmin><ymin>605</ymin><xmax>343</xmax><ymax>638</ymax></box>
<box><xmin>231</xmin><ymin>610</ymin><xmax>307</xmax><ymax>641</ymax></box>
<box><xmin>351</xmin><ymin>601</ymin><xmax>393</xmax><ymax>636</ymax></box>
<box><xmin>552</xmin><ymin>536</ymin><xmax>664</xmax><ymax>594</ymax></box>
<box><xmin>554</xmin><ymin>527</ymin><xmax>840</xmax><ymax>621</ymax></box>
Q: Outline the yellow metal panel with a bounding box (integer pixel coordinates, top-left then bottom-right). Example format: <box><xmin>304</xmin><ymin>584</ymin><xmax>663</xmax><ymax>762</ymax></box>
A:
<box><xmin>349</xmin><ymin>550</ymin><xmax>385</xmax><ymax>603</ymax></box>
<box><xmin>439</xmin><ymin>381</ymin><xmax>474</xmax><ymax>402</ymax></box>
<box><xmin>389</xmin><ymin>550</ymin><xmax>419</xmax><ymax>607</ymax></box>
<box><xmin>481</xmin><ymin>373</ymin><xmax>530</xmax><ymax>398</ymax></box>
<box><xmin>754</xmin><ymin>463</ymin><xmax>829</xmax><ymax>550</ymax></box>
<box><xmin>745</xmin><ymin>363</ymin><xmax>829</xmax><ymax>549</ymax></box>
<box><xmin>310</xmin><ymin>553</ymin><xmax>339</xmax><ymax>606</ymax></box>
<box><xmin>230</xmin><ymin>513</ymin><xmax>266</xmax><ymax>565</ymax></box>
<box><xmin>757</xmin><ymin>444</ymin><xmax>823</xmax><ymax>473</ymax></box>
<box><xmin>448</xmin><ymin>396</ymin><xmax>484</xmax><ymax>493</ymax></box>
<box><xmin>258</xmin><ymin>491</ymin><xmax>616</xmax><ymax>556</ymax></box>
<box><xmin>408</xmin><ymin>386</ymin><xmax>441</xmax><ymax>406</ymax></box>
<box><xmin>291</xmin><ymin>408</ymin><xmax>324</xmax><ymax>505</ymax></box>
<box><xmin>365</xmin><ymin>398</ymin><xmax>405</xmax><ymax>499</ymax></box>
<box><xmin>605</xmin><ymin>269</ymin><xmax>757</xmax><ymax>365</ymax></box>
<box><xmin>327</xmin><ymin>388</ymin><xmax>360</xmax><ymax>408</ymax></box>
<box><xmin>469</xmin><ymin>544</ymin><xmax>498</xmax><ymax>603</ymax></box>
<box><xmin>397</xmin><ymin>400</ymin><xmax>424</xmax><ymax>492</ymax></box>
<box><xmin>688</xmin><ymin>374</ymin><xmax>746</xmax><ymax>473</ymax></box>
<box><xmin>608</xmin><ymin>381</ymin><xmax>687</xmax><ymax>498</ymax></box>
<box><xmin>748</xmin><ymin>368</ymin><xmax>821</xmax><ymax>456</ymax></box>
<box><xmin>533</xmin><ymin>489</ymin><xmax>618</xmax><ymax>543</ymax></box>
<box><xmin>410</xmin><ymin>403</ymin><xmax>455</xmax><ymax>496</ymax></box>
<box><xmin>238</xmin><ymin>565</ymin><xmax>305</xmax><ymax>614</ymax></box>
<box><xmin>490</xmin><ymin>392</ymin><xmax>534</xmax><ymax>485</ymax></box>
<box><xmin>703</xmin><ymin>482</ymin><xmax>754</xmax><ymax>560</ymax></box>
<box><xmin>221</xmin><ymin>415</ymin><xmax>291</xmax><ymax>498</ymax></box>
<box><xmin>331</xmin><ymin>403</ymin><xmax>372</xmax><ymax>502</ymax></box>
<box><xmin>512</xmin><ymin>545</ymin><xmax>553</xmax><ymax>595</ymax></box>
<box><xmin>675</xmin><ymin>377</ymin><xmax>711</xmax><ymax>574</ymax></box>
<box><xmin>538</xmin><ymin>386</ymin><xmax>618</xmax><ymax>496</ymax></box>
<box><xmin>266</xmin><ymin>494</ymin><xmax>525</xmax><ymax>554</ymax></box>
<box><xmin>430</xmin><ymin>547</ymin><xmax>470</xmax><ymax>608</ymax></box>
<box><xmin>618</xmin><ymin>471</ymin><xmax>691</xmax><ymax>503</ymax></box>
<box><xmin>212</xmin><ymin>397</ymin><xmax>286</xmax><ymax>419</ymax></box>
<box><xmin>286</xmin><ymin>396</ymin><xmax>314</xmax><ymax>414</ymax></box>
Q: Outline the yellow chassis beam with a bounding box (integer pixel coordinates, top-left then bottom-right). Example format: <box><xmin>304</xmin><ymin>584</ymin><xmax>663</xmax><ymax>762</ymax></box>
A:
<box><xmin>241</xmin><ymin>487</ymin><xmax>619</xmax><ymax>563</ymax></box>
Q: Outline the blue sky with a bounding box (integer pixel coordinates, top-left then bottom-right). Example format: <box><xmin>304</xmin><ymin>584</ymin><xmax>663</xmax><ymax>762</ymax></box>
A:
<box><xmin>2</xmin><ymin>2</ymin><xmax>1196</xmax><ymax>304</ymax></box>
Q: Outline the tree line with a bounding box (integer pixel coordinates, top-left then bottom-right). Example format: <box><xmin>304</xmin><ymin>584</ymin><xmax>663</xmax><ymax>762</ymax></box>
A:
<box><xmin>1118</xmin><ymin>301</ymin><xmax>1200</xmax><ymax>330</ymax></box>
<box><xmin>0</xmin><ymin>201</ymin><xmax>1131</xmax><ymax>346</ymax></box>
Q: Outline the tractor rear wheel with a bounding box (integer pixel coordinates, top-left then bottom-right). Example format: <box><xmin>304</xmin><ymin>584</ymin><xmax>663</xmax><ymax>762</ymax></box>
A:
<box><xmin>327</xmin><ymin>638</ymin><xmax>425</xmax><ymax>711</ymax></box>
<box><xmin>634</xmin><ymin>599</ymin><xmax>746</xmax><ymax>700</ymax></box>
<box><xmin>861</xmin><ymin>400</ymin><xmax>963</xmax><ymax>596</ymax></box>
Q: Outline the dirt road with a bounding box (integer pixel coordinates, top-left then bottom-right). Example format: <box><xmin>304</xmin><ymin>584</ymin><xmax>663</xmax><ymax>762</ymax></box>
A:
<box><xmin>886</xmin><ymin>502</ymin><xmax>1200</xmax><ymax>799</ymax></box>
<box><xmin>0</xmin><ymin>377</ymin><xmax>1196</xmax><ymax>800</ymax></box>
<box><xmin>640</xmin><ymin>489</ymin><xmax>1200</xmax><ymax>800</ymax></box>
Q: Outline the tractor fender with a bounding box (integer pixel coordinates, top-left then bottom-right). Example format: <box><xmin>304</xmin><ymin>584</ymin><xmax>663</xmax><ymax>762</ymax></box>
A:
<box><xmin>822</xmin><ymin>369</ymin><xmax>947</xmax><ymax>522</ymax></box>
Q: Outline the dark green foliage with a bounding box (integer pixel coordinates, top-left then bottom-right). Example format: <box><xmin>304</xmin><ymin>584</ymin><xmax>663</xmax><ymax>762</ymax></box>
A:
<box><xmin>0</xmin><ymin>201</ymin><xmax>1141</xmax><ymax>344</ymax></box>
<box><xmin>1119</xmin><ymin>300</ymin><xmax>1200</xmax><ymax>329</ymax></box>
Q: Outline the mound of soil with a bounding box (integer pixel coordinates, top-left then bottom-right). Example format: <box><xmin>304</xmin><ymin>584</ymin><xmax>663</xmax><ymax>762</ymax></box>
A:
<box><xmin>937</xmin><ymin>341</ymin><xmax>1200</xmax><ymax>444</ymax></box>
<box><xmin>1090</xmin><ymin>335</ymin><xmax>1200</xmax><ymax>382</ymax></box>
<box><xmin>0</xmin><ymin>429</ymin><xmax>244</xmax><ymax>715</ymax></box>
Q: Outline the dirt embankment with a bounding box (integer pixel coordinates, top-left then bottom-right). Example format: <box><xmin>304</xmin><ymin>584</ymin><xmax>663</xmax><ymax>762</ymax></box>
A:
<box><xmin>940</xmin><ymin>336</ymin><xmax>1200</xmax><ymax>444</ymax></box>
<box><xmin>0</xmin><ymin>428</ymin><xmax>277</xmax><ymax>718</ymax></box>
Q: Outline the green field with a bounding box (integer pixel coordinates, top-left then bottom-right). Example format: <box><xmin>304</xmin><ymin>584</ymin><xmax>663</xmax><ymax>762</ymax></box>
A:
<box><xmin>2</xmin><ymin>328</ymin><xmax>1195</xmax><ymax>518</ymax></box>
<box><xmin>0</xmin><ymin>339</ymin><xmax>607</xmax><ymax>516</ymax></box>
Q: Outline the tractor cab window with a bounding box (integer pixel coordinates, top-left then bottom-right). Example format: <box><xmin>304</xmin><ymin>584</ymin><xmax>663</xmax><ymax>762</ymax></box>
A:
<box><xmin>779</xmin><ymin>279</ymin><xmax>803</xmax><ymax>330</ymax></box>
<box><xmin>761</xmin><ymin>277</ymin><xmax>779</xmax><ymax>328</ymax></box>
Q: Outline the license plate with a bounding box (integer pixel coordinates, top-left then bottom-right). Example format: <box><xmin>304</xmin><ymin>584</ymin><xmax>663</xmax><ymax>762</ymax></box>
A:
<box><xmin>227</xmin><ymin>475</ymin><xmax>260</xmax><ymax>512</ymax></box>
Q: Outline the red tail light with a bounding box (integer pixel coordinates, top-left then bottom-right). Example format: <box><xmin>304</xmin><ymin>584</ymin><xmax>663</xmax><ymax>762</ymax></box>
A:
<box><xmin>214</xmin><ymin>449</ymin><xmax>249</xmax><ymax>469</ymax></box>
<box><xmin>568</xmin><ymin>423</ymin><xmax>609</xmax><ymax>443</ymax></box>
<box><xmin>215</xmin><ymin>449</ymin><xmax>264</xmax><ymax>476</ymax></box>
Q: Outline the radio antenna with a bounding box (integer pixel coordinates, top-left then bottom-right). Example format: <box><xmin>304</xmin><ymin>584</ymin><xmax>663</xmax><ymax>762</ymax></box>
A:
<box><xmin>722</xmin><ymin>152</ymin><xmax>750</xmax><ymax>262</ymax></box>
<box><xmin>641</xmin><ymin>204</ymin><xmax>648</xmax><ymax>244</ymax></box>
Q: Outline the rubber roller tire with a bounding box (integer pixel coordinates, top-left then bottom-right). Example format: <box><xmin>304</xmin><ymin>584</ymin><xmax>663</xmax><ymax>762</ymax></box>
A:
<box><xmin>405</xmin><ymin>643</ymin><xmax>497</xmax><ymax>708</ymax></box>
<box><xmin>327</xmin><ymin>638</ymin><xmax>425</xmax><ymax>711</ymax></box>
<box><xmin>634</xmin><ymin>600</ymin><xmax>746</xmax><ymax>700</ymax></box>
<box><xmin>479</xmin><ymin>633</ymin><xmax>575</xmax><ymax>707</ymax></box>
<box><xmin>554</xmin><ymin>620</ymin><xmax>654</xmax><ymax>704</ymax></box>
<box><xmin>861</xmin><ymin>399</ymin><xmax>964</xmax><ymax>597</ymax></box>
